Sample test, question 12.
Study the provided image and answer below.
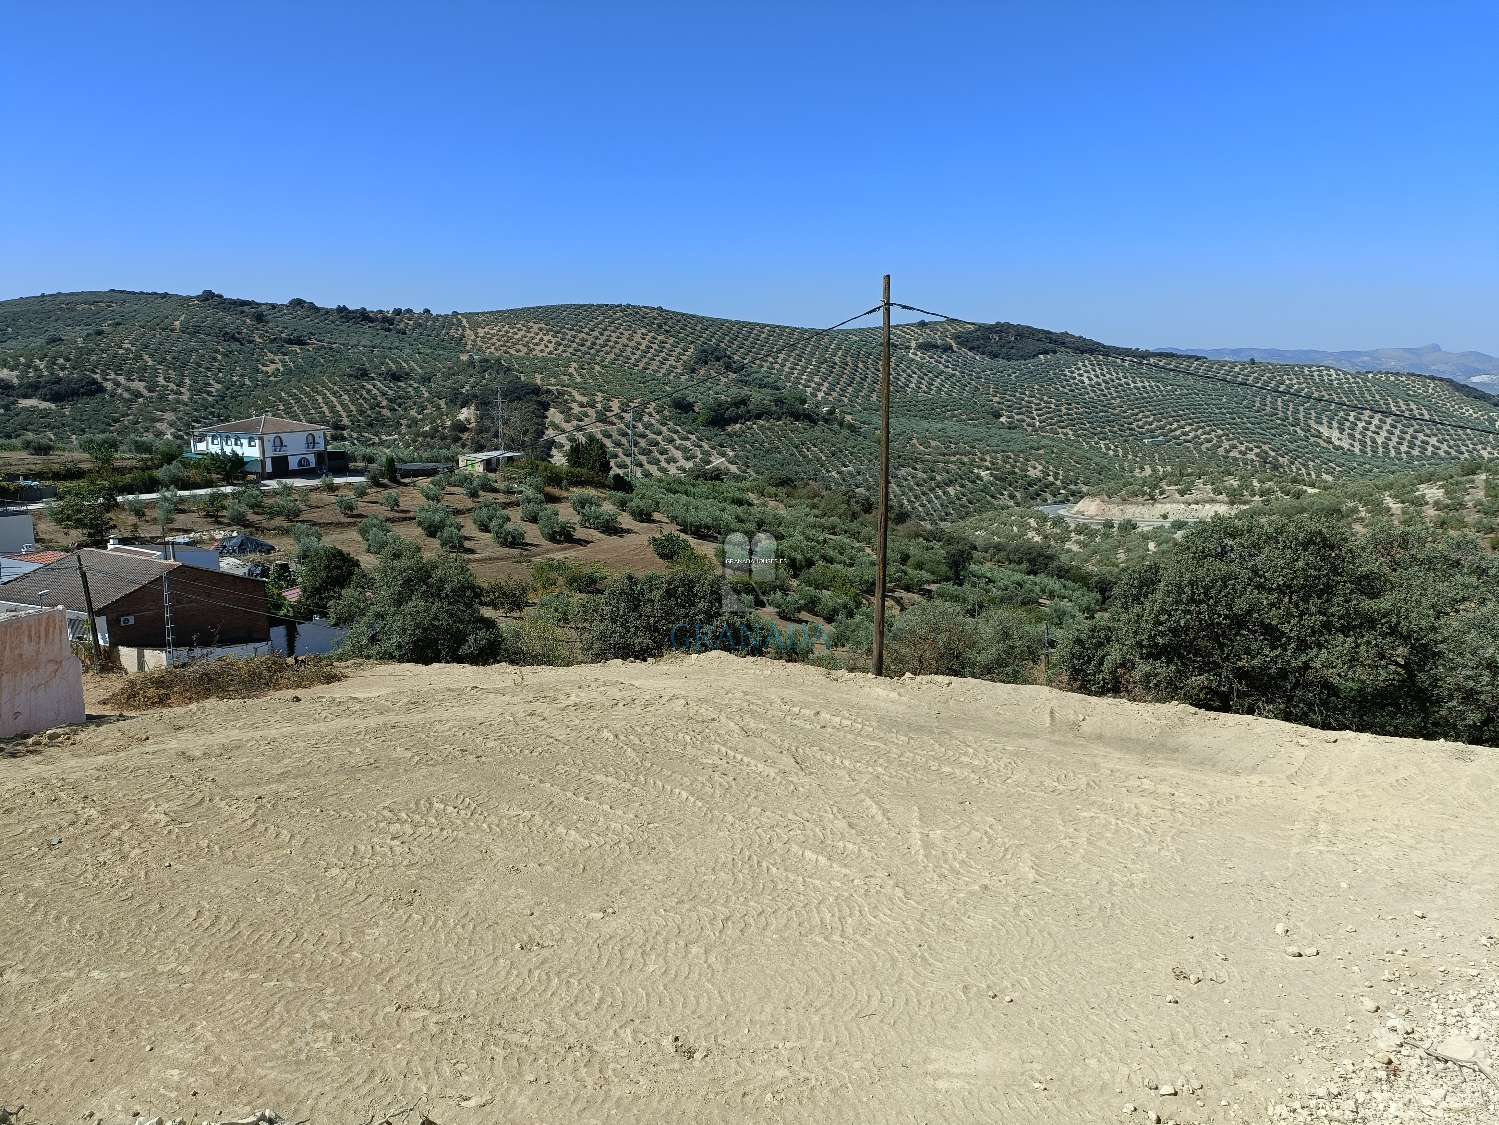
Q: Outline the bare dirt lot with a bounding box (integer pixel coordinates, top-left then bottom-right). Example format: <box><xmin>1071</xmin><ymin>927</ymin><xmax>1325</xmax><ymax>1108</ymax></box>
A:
<box><xmin>2</xmin><ymin>657</ymin><xmax>1495</xmax><ymax>1124</ymax></box>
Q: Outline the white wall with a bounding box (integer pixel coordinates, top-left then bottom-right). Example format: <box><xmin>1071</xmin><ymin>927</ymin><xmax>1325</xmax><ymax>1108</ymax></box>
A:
<box><xmin>271</xmin><ymin>618</ymin><xmax>348</xmax><ymax>657</ymax></box>
<box><xmin>0</xmin><ymin>608</ymin><xmax>85</xmax><ymax>738</ymax></box>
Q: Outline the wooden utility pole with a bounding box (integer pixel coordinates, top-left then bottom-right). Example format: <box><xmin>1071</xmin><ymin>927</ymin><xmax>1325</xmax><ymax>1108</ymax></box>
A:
<box><xmin>628</xmin><ymin>409</ymin><xmax>637</xmax><ymax>480</ymax></box>
<box><xmin>75</xmin><ymin>553</ymin><xmax>103</xmax><ymax>666</ymax></box>
<box><xmin>872</xmin><ymin>274</ymin><xmax>893</xmax><ymax>676</ymax></box>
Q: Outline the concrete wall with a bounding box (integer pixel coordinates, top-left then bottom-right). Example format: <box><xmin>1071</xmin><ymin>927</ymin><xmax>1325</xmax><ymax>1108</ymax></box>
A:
<box><xmin>0</xmin><ymin>608</ymin><xmax>85</xmax><ymax>738</ymax></box>
<box><xmin>117</xmin><ymin>640</ymin><xmax>276</xmax><ymax>673</ymax></box>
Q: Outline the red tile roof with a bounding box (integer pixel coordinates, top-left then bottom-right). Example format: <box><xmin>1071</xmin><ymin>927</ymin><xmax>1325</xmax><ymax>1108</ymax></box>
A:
<box><xmin>2</xmin><ymin>550</ymin><xmax>67</xmax><ymax>566</ymax></box>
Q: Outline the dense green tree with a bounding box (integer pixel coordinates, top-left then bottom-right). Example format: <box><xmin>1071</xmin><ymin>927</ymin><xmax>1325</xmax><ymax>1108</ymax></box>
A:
<box><xmin>1058</xmin><ymin>512</ymin><xmax>1499</xmax><ymax>745</ymax></box>
<box><xmin>582</xmin><ymin>571</ymin><xmax>728</xmax><ymax>661</ymax></box>
<box><xmin>49</xmin><ymin>480</ymin><xmax>117</xmax><ymax>546</ymax></box>
<box><xmin>332</xmin><ymin>545</ymin><xmax>506</xmax><ymax>664</ymax></box>
<box><xmin>564</xmin><ymin>435</ymin><xmax>611</xmax><ymax>479</ymax></box>
<box><xmin>296</xmin><ymin>543</ymin><xmax>363</xmax><ymax>617</ymax></box>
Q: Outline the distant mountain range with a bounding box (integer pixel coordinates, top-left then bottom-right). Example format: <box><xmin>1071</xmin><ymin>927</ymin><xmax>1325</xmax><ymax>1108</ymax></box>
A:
<box><xmin>1174</xmin><ymin>344</ymin><xmax>1499</xmax><ymax>387</ymax></box>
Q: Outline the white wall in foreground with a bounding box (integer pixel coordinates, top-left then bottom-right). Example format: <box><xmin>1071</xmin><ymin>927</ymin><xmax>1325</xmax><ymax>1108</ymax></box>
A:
<box><xmin>0</xmin><ymin>607</ymin><xmax>85</xmax><ymax>738</ymax></box>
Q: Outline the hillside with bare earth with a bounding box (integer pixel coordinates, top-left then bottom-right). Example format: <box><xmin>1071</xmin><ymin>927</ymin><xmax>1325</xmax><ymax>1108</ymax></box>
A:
<box><xmin>7</xmin><ymin>291</ymin><xmax>1499</xmax><ymax>521</ymax></box>
<box><xmin>3</xmin><ymin>656</ymin><xmax>1496</xmax><ymax>1125</ymax></box>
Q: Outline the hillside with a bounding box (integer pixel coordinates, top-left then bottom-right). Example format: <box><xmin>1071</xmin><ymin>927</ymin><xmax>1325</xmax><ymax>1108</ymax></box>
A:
<box><xmin>7</xmin><ymin>290</ymin><xmax>1499</xmax><ymax>521</ymax></box>
<box><xmin>1180</xmin><ymin>342</ymin><xmax>1499</xmax><ymax>387</ymax></box>
<box><xmin>4</xmin><ymin>656</ymin><xmax>1496</xmax><ymax>1124</ymax></box>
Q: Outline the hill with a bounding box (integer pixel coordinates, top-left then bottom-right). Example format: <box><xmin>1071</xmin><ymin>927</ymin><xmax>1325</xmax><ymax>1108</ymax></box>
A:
<box><xmin>5</xmin><ymin>656</ymin><xmax>1495</xmax><ymax>1123</ymax></box>
<box><xmin>7</xmin><ymin>290</ymin><xmax>1499</xmax><ymax>521</ymax></box>
<box><xmin>1178</xmin><ymin>342</ymin><xmax>1499</xmax><ymax>387</ymax></box>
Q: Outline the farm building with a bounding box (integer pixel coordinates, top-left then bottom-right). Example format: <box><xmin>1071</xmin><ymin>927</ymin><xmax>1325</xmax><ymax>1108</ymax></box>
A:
<box><xmin>456</xmin><ymin>449</ymin><xmax>523</xmax><ymax>473</ymax></box>
<box><xmin>190</xmin><ymin>414</ymin><xmax>330</xmax><ymax>477</ymax></box>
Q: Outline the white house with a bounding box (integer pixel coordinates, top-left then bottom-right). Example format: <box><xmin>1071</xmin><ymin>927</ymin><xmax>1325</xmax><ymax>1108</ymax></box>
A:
<box><xmin>190</xmin><ymin>414</ymin><xmax>329</xmax><ymax>477</ymax></box>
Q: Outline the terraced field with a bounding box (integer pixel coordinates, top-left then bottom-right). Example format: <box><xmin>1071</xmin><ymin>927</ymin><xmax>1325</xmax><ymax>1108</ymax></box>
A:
<box><xmin>6</xmin><ymin>291</ymin><xmax>1499</xmax><ymax>520</ymax></box>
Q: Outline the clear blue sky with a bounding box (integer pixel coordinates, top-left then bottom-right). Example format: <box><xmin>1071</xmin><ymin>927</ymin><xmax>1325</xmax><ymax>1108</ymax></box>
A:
<box><xmin>4</xmin><ymin>1</ymin><xmax>1496</xmax><ymax>351</ymax></box>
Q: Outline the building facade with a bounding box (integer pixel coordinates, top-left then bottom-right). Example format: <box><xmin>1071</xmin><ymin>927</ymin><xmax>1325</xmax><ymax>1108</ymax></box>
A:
<box><xmin>190</xmin><ymin>415</ymin><xmax>330</xmax><ymax>477</ymax></box>
<box><xmin>0</xmin><ymin>549</ymin><xmax>269</xmax><ymax>652</ymax></box>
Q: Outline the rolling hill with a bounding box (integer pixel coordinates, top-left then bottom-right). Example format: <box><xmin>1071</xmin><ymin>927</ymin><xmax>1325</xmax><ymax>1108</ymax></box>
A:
<box><xmin>5</xmin><ymin>289</ymin><xmax>1499</xmax><ymax>522</ymax></box>
<box><xmin>1178</xmin><ymin>342</ymin><xmax>1499</xmax><ymax>386</ymax></box>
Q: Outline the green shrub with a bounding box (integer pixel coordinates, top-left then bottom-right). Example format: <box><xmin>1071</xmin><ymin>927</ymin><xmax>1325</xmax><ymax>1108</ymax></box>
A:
<box><xmin>437</xmin><ymin>525</ymin><xmax>465</xmax><ymax>552</ymax></box>
<box><xmin>649</xmin><ymin>531</ymin><xmax>693</xmax><ymax>563</ymax></box>
<box><xmin>415</xmin><ymin>502</ymin><xmax>454</xmax><ymax>538</ymax></box>
<box><xmin>581</xmin><ymin>571</ymin><xmax>727</xmax><ymax>661</ymax></box>
<box><xmin>382</xmin><ymin>490</ymin><xmax>400</xmax><ymax>510</ymax></box>
<box><xmin>538</xmin><ymin>507</ymin><xmax>574</xmax><ymax>543</ymax></box>
<box><xmin>579</xmin><ymin>504</ymin><xmax>621</xmax><ymax>534</ymax></box>
<box><xmin>471</xmin><ymin>501</ymin><xmax>506</xmax><ymax>533</ymax></box>
<box><xmin>358</xmin><ymin>515</ymin><xmax>394</xmax><ymax>553</ymax></box>
<box><xmin>494</xmin><ymin>523</ymin><xmax>527</xmax><ymax>547</ymax></box>
<box><xmin>333</xmin><ymin>549</ymin><xmax>507</xmax><ymax>664</ymax></box>
<box><xmin>296</xmin><ymin>543</ymin><xmax>362</xmax><ymax>615</ymax></box>
<box><xmin>1059</xmin><ymin>512</ymin><xmax>1499</xmax><ymax>746</ymax></box>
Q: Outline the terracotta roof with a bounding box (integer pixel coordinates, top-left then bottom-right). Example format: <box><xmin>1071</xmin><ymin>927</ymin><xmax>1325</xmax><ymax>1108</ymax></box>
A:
<box><xmin>2</xmin><ymin>550</ymin><xmax>67</xmax><ymax>565</ymax></box>
<box><xmin>193</xmin><ymin>415</ymin><xmax>327</xmax><ymax>435</ymax></box>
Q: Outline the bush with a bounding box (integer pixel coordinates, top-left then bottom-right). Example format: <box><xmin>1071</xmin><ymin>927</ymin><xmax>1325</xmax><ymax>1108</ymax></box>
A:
<box><xmin>101</xmin><ymin>656</ymin><xmax>344</xmax><ymax>711</ymax></box>
<box><xmin>358</xmin><ymin>515</ymin><xmax>395</xmax><ymax>552</ymax></box>
<box><xmin>581</xmin><ymin>571</ymin><xmax>727</xmax><ymax>661</ymax></box>
<box><xmin>493</xmin><ymin>523</ymin><xmax>527</xmax><ymax>547</ymax></box>
<box><xmin>437</xmin><ymin>525</ymin><xmax>465</xmax><ymax>552</ymax></box>
<box><xmin>485</xmin><ymin>576</ymin><xmax>532</xmax><ymax>614</ymax></box>
<box><xmin>351</xmin><ymin>481</ymin><xmax>369</xmax><ymax>500</ymax></box>
<box><xmin>649</xmin><ymin>531</ymin><xmax>694</xmax><ymax>563</ymax></box>
<box><xmin>333</xmin><ymin>549</ymin><xmax>507</xmax><ymax>664</ymax></box>
<box><xmin>416</xmin><ymin>502</ymin><xmax>454</xmax><ymax>538</ymax></box>
<box><xmin>296</xmin><ymin>543</ymin><xmax>362</xmax><ymax>616</ymax></box>
<box><xmin>1058</xmin><ymin>512</ymin><xmax>1499</xmax><ymax>746</ymax></box>
<box><xmin>579</xmin><ymin>504</ymin><xmax>621</xmax><ymax>534</ymax></box>
<box><xmin>197</xmin><ymin>491</ymin><xmax>226</xmax><ymax>521</ymax></box>
<box><xmin>382</xmin><ymin>490</ymin><xmax>400</xmax><ymax>511</ymax></box>
<box><xmin>538</xmin><ymin>507</ymin><xmax>574</xmax><ymax>543</ymax></box>
<box><xmin>471</xmin><ymin>501</ymin><xmax>506</xmax><ymax>533</ymax></box>
<box><xmin>564</xmin><ymin>435</ymin><xmax>611</xmax><ymax>479</ymax></box>
<box><xmin>335</xmin><ymin>496</ymin><xmax>358</xmax><ymax>518</ymax></box>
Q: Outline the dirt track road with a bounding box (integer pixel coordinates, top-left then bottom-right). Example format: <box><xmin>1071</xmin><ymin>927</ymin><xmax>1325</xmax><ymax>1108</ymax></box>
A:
<box><xmin>3</xmin><ymin>655</ymin><xmax>1495</xmax><ymax>1123</ymax></box>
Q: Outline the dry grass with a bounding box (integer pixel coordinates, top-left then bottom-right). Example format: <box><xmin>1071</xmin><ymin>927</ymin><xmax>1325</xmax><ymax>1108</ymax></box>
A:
<box><xmin>101</xmin><ymin>655</ymin><xmax>344</xmax><ymax>711</ymax></box>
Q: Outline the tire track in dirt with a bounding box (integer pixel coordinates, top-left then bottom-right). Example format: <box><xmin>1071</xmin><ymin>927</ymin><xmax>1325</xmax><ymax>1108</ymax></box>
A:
<box><xmin>3</xmin><ymin>655</ymin><xmax>1496</xmax><ymax>1123</ymax></box>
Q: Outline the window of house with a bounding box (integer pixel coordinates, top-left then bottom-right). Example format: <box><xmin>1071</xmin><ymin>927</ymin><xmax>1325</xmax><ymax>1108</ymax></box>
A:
<box><xmin>272</xmin><ymin>436</ymin><xmax>285</xmax><ymax>451</ymax></box>
<box><xmin>210</xmin><ymin>434</ymin><xmax>221</xmax><ymax>445</ymax></box>
<box><xmin>305</xmin><ymin>432</ymin><xmax>318</xmax><ymax>449</ymax></box>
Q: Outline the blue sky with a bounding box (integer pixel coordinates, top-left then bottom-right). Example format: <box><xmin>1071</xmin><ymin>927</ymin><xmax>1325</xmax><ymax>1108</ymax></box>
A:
<box><xmin>3</xmin><ymin>1</ymin><xmax>1496</xmax><ymax>351</ymax></box>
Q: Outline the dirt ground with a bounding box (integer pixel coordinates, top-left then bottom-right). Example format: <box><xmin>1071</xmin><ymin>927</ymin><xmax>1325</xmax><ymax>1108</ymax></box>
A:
<box><xmin>2</xmin><ymin>657</ymin><xmax>1496</xmax><ymax>1124</ymax></box>
<box><xmin>26</xmin><ymin>478</ymin><xmax>709</xmax><ymax>582</ymax></box>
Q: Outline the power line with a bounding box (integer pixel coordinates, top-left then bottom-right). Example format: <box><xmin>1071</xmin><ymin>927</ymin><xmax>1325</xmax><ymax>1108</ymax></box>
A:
<box><xmin>893</xmin><ymin>301</ymin><xmax>1499</xmax><ymax>443</ymax></box>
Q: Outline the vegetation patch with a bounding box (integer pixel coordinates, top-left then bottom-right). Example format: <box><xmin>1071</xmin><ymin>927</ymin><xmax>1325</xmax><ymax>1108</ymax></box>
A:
<box><xmin>102</xmin><ymin>656</ymin><xmax>345</xmax><ymax>711</ymax></box>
